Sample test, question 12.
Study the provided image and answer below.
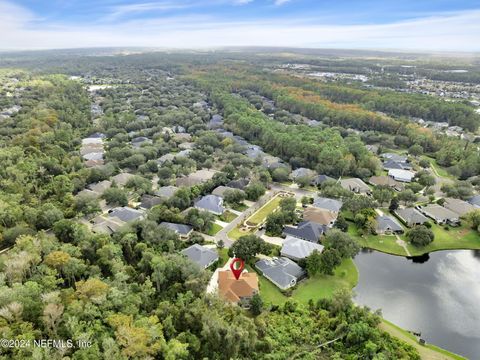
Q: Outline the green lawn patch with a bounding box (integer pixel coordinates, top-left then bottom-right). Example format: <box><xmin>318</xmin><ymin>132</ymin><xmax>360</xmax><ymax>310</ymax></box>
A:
<box><xmin>227</xmin><ymin>226</ymin><xmax>251</xmax><ymax>240</ymax></box>
<box><xmin>421</xmin><ymin>155</ymin><xmax>454</xmax><ymax>179</ymax></box>
<box><xmin>247</xmin><ymin>195</ymin><xmax>283</xmax><ymax>226</ymax></box>
<box><xmin>253</xmin><ymin>258</ymin><xmax>358</xmax><ymax>306</ymax></box>
<box><xmin>218</xmin><ymin>210</ymin><xmax>237</xmax><ymax>223</ymax></box>
<box><xmin>217</xmin><ymin>247</ymin><xmax>229</xmax><ymax>267</ymax></box>
<box><xmin>206</xmin><ymin>223</ymin><xmax>223</xmax><ymax>236</ymax></box>
<box><xmin>231</xmin><ymin>203</ymin><xmax>248</xmax><ymax>212</ymax></box>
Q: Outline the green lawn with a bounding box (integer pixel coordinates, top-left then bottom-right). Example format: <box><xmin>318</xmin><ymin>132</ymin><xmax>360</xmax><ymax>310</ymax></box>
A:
<box><xmin>246</xmin><ymin>196</ymin><xmax>283</xmax><ymax>226</ymax></box>
<box><xmin>254</xmin><ymin>259</ymin><xmax>358</xmax><ymax>306</ymax></box>
<box><xmin>206</xmin><ymin>223</ymin><xmax>223</xmax><ymax>236</ymax></box>
<box><xmin>217</xmin><ymin>248</ymin><xmax>229</xmax><ymax>267</ymax></box>
<box><xmin>421</xmin><ymin>155</ymin><xmax>454</xmax><ymax>179</ymax></box>
<box><xmin>380</xmin><ymin>319</ymin><xmax>466</xmax><ymax>360</ymax></box>
<box><xmin>231</xmin><ymin>203</ymin><xmax>248</xmax><ymax>212</ymax></box>
<box><xmin>218</xmin><ymin>210</ymin><xmax>237</xmax><ymax>223</ymax></box>
<box><xmin>348</xmin><ymin>220</ymin><xmax>480</xmax><ymax>256</ymax></box>
<box><xmin>227</xmin><ymin>226</ymin><xmax>251</xmax><ymax>240</ymax></box>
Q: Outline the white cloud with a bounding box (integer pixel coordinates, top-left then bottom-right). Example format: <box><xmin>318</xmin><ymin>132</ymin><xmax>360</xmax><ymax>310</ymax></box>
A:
<box><xmin>274</xmin><ymin>0</ymin><xmax>291</xmax><ymax>5</ymax></box>
<box><xmin>105</xmin><ymin>1</ymin><xmax>190</xmax><ymax>21</ymax></box>
<box><xmin>0</xmin><ymin>0</ymin><xmax>479</xmax><ymax>52</ymax></box>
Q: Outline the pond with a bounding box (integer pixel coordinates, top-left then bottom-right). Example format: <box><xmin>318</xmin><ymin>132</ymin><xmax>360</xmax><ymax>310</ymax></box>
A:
<box><xmin>354</xmin><ymin>249</ymin><xmax>480</xmax><ymax>359</ymax></box>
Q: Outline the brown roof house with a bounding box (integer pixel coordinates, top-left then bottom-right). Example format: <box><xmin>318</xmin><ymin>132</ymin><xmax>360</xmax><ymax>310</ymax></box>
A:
<box><xmin>176</xmin><ymin>169</ymin><xmax>217</xmax><ymax>187</ymax></box>
<box><xmin>303</xmin><ymin>207</ymin><xmax>338</xmax><ymax>227</ymax></box>
<box><xmin>218</xmin><ymin>270</ymin><xmax>259</xmax><ymax>306</ymax></box>
<box><xmin>368</xmin><ymin>176</ymin><xmax>404</xmax><ymax>191</ymax></box>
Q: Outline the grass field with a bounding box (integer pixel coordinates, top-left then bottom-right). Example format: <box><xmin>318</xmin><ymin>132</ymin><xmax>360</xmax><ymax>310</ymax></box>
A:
<box><xmin>256</xmin><ymin>258</ymin><xmax>358</xmax><ymax>306</ymax></box>
<box><xmin>380</xmin><ymin>319</ymin><xmax>466</xmax><ymax>360</ymax></box>
<box><xmin>247</xmin><ymin>196</ymin><xmax>283</xmax><ymax>226</ymax></box>
<box><xmin>421</xmin><ymin>155</ymin><xmax>454</xmax><ymax>179</ymax></box>
<box><xmin>206</xmin><ymin>223</ymin><xmax>223</xmax><ymax>236</ymax></box>
<box><xmin>227</xmin><ymin>226</ymin><xmax>251</xmax><ymax>240</ymax></box>
<box><xmin>231</xmin><ymin>203</ymin><xmax>248</xmax><ymax>212</ymax></box>
<box><xmin>348</xmin><ymin>220</ymin><xmax>480</xmax><ymax>256</ymax></box>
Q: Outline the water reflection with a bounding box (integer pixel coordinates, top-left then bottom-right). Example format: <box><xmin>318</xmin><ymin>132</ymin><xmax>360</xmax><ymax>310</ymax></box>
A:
<box><xmin>354</xmin><ymin>250</ymin><xmax>480</xmax><ymax>359</ymax></box>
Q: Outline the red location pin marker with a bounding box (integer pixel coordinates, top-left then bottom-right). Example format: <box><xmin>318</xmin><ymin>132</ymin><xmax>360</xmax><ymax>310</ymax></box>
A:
<box><xmin>230</xmin><ymin>258</ymin><xmax>245</xmax><ymax>280</ymax></box>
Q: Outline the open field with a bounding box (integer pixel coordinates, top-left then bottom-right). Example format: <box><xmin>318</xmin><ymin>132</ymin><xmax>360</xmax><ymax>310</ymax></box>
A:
<box><xmin>246</xmin><ymin>195</ymin><xmax>283</xmax><ymax>226</ymax></box>
<box><xmin>206</xmin><ymin>223</ymin><xmax>223</xmax><ymax>236</ymax></box>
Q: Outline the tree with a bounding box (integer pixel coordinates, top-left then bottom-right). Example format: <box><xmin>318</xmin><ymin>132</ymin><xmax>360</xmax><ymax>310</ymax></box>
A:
<box><xmin>250</xmin><ymin>294</ymin><xmax>263</xmax><ymax>316</ymax></box>
<box><xmin>305</xmin><ymin>249</ymin><xmax>323</xmax><ymax>276</ymax></box>
<box><xmin>389</xmin><ymin>197</ymin><xmax>399</xmax><ymax>212</ymax></box>
<box><xmin>244</xmin><ymin>182</ymin><xmax>266</xmax><ymax>201</ymax></box>
<box><xmin>271</xmin><ymin>167</ymin><xmax>290</xmax><ymax>182</ymax></box>
<box><xmin>372</xmin><ymin>186</ymin><xmax>394</xmax><ymax>206</ymax></box>
<box><xmin>265</xmin><ymin>211</ymin><xmax>285</xmax><ymax>236</ymax></box>
<box><xmin>74</xmin><ymin>194</ymin><xmax>101</xmax><ymax>216</ymax></box>
<box><xmin>228</xmin><ymin>235</ymin><xmax>270</xmax><ymax>263</ymax></box>
<box><xmin>102</xmin><ymin>187</ymin><xmax>128</xmax><ymax>206</ymax></box>
<box><xmin>408</xmin><ymin>144</ymin><xmax>423</xmax><ymax>157</ymax></box>
<box><xmin>185</xmin><ymin>209</ymin><xmax>214</xmax><ymax>232</ymax></box>
<box><xmin>407</xmin><ymin>225</ymin><xmax>434</xmax><ymax>247</ymax></box>
<box><xmin>466</xmin><ymin>210</ymin><xmax>480</xmax><ymax>232</ymax></box>
<box><xmin>334</xmin><ymin>213</ymin><xmax>348</xmax><ymax>232</ymax></box>
<box><xmin>296</xmin><ymin>175</ymin><xmax>313</xmax><ymax>188</ymax></box>
<box><xmin>323</xmin><ymin>230</ymin><xmax>360</xmax><ymax>259</ymax></box>
<box><xmin>223</xmin><ymin>189</ymin><xmax>246</xmax><ymax>206</ymax></box>
<box><xmin>279</xmin><ymin>197</ymin><xmax>297</xmax><ymax>223</ymax></box>
<box><xmin>35</xmin><ymin>203</ymin><xmax>64</xmax><ymax>230</ymax></box>
<box><xmin>397</xmin><ymin>189</ymin><xmax>417</xmax><ymax>205</ymax></box>
<box><xmin>318</xmin><ymin>248</ymin><xmax>342</xmax><ymax>275</ymax></box>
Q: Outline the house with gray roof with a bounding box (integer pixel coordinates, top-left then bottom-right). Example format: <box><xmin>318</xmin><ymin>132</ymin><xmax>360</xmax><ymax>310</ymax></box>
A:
<box><xmin>381</xmin><ymin>153</ymin><xmax>408</xmax><ymax>162</ymax></box>
<box><xmin>227</xmin><ymin>178</ymin><xmax>249</xmax><ymax>190</ymax></box>
<box><xmin>255</xmin><ymin>257</ymin><xmax>306</xmax><ymax>290</ymax></box>
<box><xmin>83</xmin><ymin>152</ymin><xmax>104</xmax><ymax>161</ymax></box>
<box><xmin>311</xmin><ymin>174</ymin><xmax>335</xmax><ymax>187</ymax></box>
<box><xmin>139</xmin><ymin>195</ymin><xmax>163</xmax><ymax>210</ymax></box>
<box><xmin>388</xmin><ymin>169</ymin><xmax>415</xmax><ymax>183</ymax></box>
<box><xmin>376</xmin><ymin>215</ymin><xmax>404</xmax><ymax>234</ymax></box>
<box><xmin>181</xmin><ymin>244</ymin><xmax>218</xmax><ymax>269</ymax></box>
<box><xmin>283</xmin><ymin>221</ymin><xmax>326</xmax><ymax>243</ymax></box>
<box><xmin>281</xmin><ymin>237</ymin><xmax>324</xmax><ymax>261</ymax></box>
<box><xmin>418</xmin><ymin>204</ymin><xmax>460</xmax><ymax>225</ymax></box>
<box><xmin>87</xmin><ymin>180</ymin><xmax>112</xmax><ymax>195</ymax></box>
<box><xmin>313</xmin><ymin>197</ymin><xmax>343</xmax><ymax>213</ymax></box>
<box><xmin>383</xmin><ymin>160</ymin><xmax>412</xmax><ymax>171</ymax></box>
<box><xmin>212</xmin><ymin>186</ymin><xmax>240</xmax><ymax>198</ymax></box>
<box><xmin>160</xmin><ymin>222</ymin><xmax>193</xmax><ymax>238</ymax></box>
<box><xmin>157</xmin><ymin>153</ymin><xmax>176</xmax><ymax>164</ymax></box>
<box><xmin>112</xmin><ymin>172</ymin><xmax>135</xmax><ymax>187</ymax></box>
<box><xmin>468</xmin><ymin>195</ymin><xmax>480</xmax><ymax>208</ymax></box>
<box><xmin>194</xmin><ymin>195</ymin><xmax>225</xmax><ymax>215</ymax></box>
<box><xmin>443</xmin><ymin>198</ymin><xmax>476</xmax><ymax>217</ymax></box>
<box><xmin>176</xmin><ymin>169</ymin><xmax>217</xmax><ymax>187</ymax></box>
<box><xmin>108</xmin><ymin>207</ymin><xmax>144</xmax><ymax>223</ymax></box>
<box><xmin>340</xmin><ymin>178</ymin><xmax>371</xmax><ymax>195</ymax></box>
<box><xmin>131</xmin><ymin>136</ymin><xmax>152</xmax><ymax>148</ymax></box>
<box><xmin>155</xmin><ymin>186</ymin><xmax>178</xmax><ymax>199</ymax></box>
<box><xmin>395</xmin><ymin>208</ymin><xmax>429</xmax><ymax>227</ymax></box>
<box><xmin>290</xmin><ymin>168</ymin><xmax>316</xmax><ymax>181</ymax></box>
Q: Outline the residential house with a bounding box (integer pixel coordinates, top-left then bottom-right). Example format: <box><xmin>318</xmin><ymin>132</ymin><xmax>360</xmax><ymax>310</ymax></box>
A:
<box><xmin>303</xmin><ymin>208</ymin><xmax>337</xmax><ymax>227</ymax></box>
<box><xmin>208</xmin><ymin>114</ymin><xmax>223</xmax><ymax>129</ymax></box>
<box><xmin>340</xmin><ymin>178</ymin><xmax>371</xmax><ymax>195</ymax></box>
<box><xmin>418</xmin><ymin>204</ymin><xmax>460</xmax><ymax>225</ymax></box>
<box><xmin>283</xmin><ymin>221</ymin><xmax>326</xmax><ymax>243</ymax></box>
<box><xmin>226</xmin><ymin>178</ymin><xmax>249</xmax><ymax>190</ymax></box>
<box><xmin>311</xmin><ymin>174</ymin><xmax>335</xmax><ymax>187</ymax></box>
<box><xmin>176</xmin><ymin>169</ymin><xmax>217</xmax><ymax>187</ymax></box>
<box><xmin>112</xmin><ymin>172</ymin><xmax>135</xmax><ymax>187</ymax></box>
<box><xmin>290</xmin><ymin>168</ymin><xmax>316</xmax><ymax>181</ymax></box>
<box><xmin>181</xmin><ymin>244</ymin><xmax>218</xmax><ymax>268</ymax></box>
<box><xmin>218</xmin><ymin>270</ymin><xmax>259</xmax><ymax>305</ymax></box>
<box><xmin>443</xmin><ymin>198</ymin><xmax>476</xmax><ymax>217</ymax></box>
<box><xmin>194</xmin><ymin>195</ymin><xmax>225</xmax><ymax>215</ymax></box>
<box><xmin>381</xmin><ymin>153</ymin><xmax>408</xmax><ymax>162</ymax></box>
<box><xmin>157</xmin><ymin>153</ymin><xmax>176</xmax><ymax>164</ymax></box>
<box><xmin>82</xmin><ymin>152</ymin><xmax>104</xmax><ymax>161</ymax></box>
<box><xmin>255</xmin><ymin>257</ymin><xmax>306</xmax><ymax>290</ymax></box>
<box><xmin>131</xmin><ymin>136</ymin><xmax>152</xmax><ymax>148</ymax></box>
<box><xmin>155</xmin><ymin>185</ymin><xmax>178</xmax><ymax>200</ymax></box>
<box><xmin>383</xmin><ymin>160</ymin><xmax>412</xmax><ymax>171</ymax></box>
<box><xmin>108</xmin><ymin>207</ymin><xmax>144</xmax><ymax>223</ymax></box>
<box><xmin>87</xmin><ymin>180</ymin><xmax>112</xmax><ymax>196</ymax></box>
<box><xmin>388</xmin><ymin>169</ymin><xmax>415</xmax><ymax>183</ymax></box>
<box><xmin>468</xmin><ymin>195</ymin><xmax>480</xmax><ymax>208</ymax></box>
<box><xmin>176</xmin><ymin>149</ymin><xmax>192</xmax><ymax>158</ymax></box>
<box><xmin>159</xmin><ymin>222</ymin><xmax>193</xmax><ymax>238</ymax></box>
<box><xmin>139</xmin><ymin>194</ymin><xmax>163</xmax><ymax>210</ymax></box>
<box><xmin>281</xmin><ymin>237</ymin><xmax>324</xmax><ymax>261</ymax></box>
<box><xmin>376</xmin><ymin>215</ymin><xmax>404</xmax><ymax>234</ymax></box>
<box><xmin>395</xmin><ymin>208</ymin><xmax>429</xmax><ymax>227</ymax></box>
<box><xmin>312</xmin><ymin>197</ymin><xmax>343</xmax><ymax>213</ymax></box>
<box><xmin>368</xmin><ymin>176</ymin><xmax>404</xmax><ymax>191</ymax></box>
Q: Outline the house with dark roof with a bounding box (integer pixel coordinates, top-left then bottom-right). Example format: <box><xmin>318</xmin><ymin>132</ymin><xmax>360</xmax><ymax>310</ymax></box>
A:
<box><xmin>131</xmin><ymin>136</ymin><xmax>152</xmax><ymax>148</ymax></box>
<box><xmin>181</xmin><ymin>244</ymin><xmax>218</xmax><ymax>268</ymax></box>
<box><xmin>381</xmin><ymin>153</ymin><xmax>408</xmax><ymax>162</ymax></box>
<box><xmin>139</xmin><ymin>194</ymin><xmax>163</xmax><ymax>210</ymax></box>
<box><xmin>281</xmin><ymin>237</ymin><xmax>324</xmax><ymax>261</ymax></box>
<box><xmin>312</xmin><ymin>197</ymin><xmax>343</xmax><ymax>213</ymax></box>
<box><xmin>255</xmin><ymin>257</ymin><xmax>306</xmax><ymax>290</ymax></box>
<box><xmin>376</xmin><ymin>215</ymin><xmax>404</xmax><ymax>234</ymax></box>
<box><xmin>218</xmin><ymin>270</ymin><xmax>258</xmax><ymax>305</ymax></box>
<box><xmin>159</xmin><ymin>222</ymin><xmax>193</xmax><ymax>238</ymax></box>
<box><xmin>108</xmin><ymin>207</ymin><xmax>144</xmax><ymax>223</ymax></box>
<box><xmin>418</xmin><ymin>204</ymin><xmax>460</xmax><ymax>225</ymax></box>
<box><xmin>443</xmin><ymin>198</ymin><xmax>476</xmax><ymax>217</ymax></box>
<box><xmin>395</xmin><ymin>208</ymin><xmax>429</xmax><ymax>227</ymax></box>
<box><xmin>468</xmin><ymin>195</ymin><xmax>480</xmax><ymax>208</ymax></box>
<box><xmin>383</xmin><ymin>160</ymin><xmax>412</xmax><ymax>171</ymax></box>
<box><xmin>283</xmin><ymin>221</ymin><xmax>326</xmax><ymax>243</ymax></box>
<box><xmin>311</xmin><ymin>174</ymin><xmax>335</xmax><ymax>187</ymax></box>
<box><xmin>290</xmin><ymin>168</ymin><xmax>316</xmax><ymax>181</ymax></box>
<box><xmin>194</xmin><ymin>195</ymin><xmax>225</xmax><ymax>215</ymax></box>
<box><xmin>226</xmin><ymin>178</ymin><xmax>249</xmax><ymax>190</ymax></box>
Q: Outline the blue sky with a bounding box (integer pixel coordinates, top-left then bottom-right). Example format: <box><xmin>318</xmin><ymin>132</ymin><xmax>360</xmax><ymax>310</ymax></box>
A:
<box><xmin>1</xmin><ymin>0</ymin><xmax>480</xmax><ymax>50</ymax></box>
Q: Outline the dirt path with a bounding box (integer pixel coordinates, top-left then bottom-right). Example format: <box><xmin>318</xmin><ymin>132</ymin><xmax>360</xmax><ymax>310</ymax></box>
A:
<box><xmin>395</xmin><ymin>234</ymin><xmax>411</xmax><ymax>256</ymax></box>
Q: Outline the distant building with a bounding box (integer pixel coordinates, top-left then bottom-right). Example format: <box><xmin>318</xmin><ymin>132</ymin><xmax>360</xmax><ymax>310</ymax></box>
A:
<box><xmin>139</xmin><ymin>194</ymin><xmax>163</xmax><ymax>210</ymax></box>
<box><xmin>395</xmin><ymin>208</ymin><xmax>429</xmax><ymax>227</ymax></box>
<box><xmin>443</xmin><ymin>198</ymin><xmax>476</xmax><ymax>217</ymax></box>
<box><xmin>418</xmin><ymin>204</ymin><xmax>460</xmax><ymax>225</ymax></box>
<box><xmin>194</xmin><ymin>195</ymin><xmax>225</xmax><ymax>215</ymax></box>
<box><xmin>340</xmin><ymin>178</ymin><xmax>371</xmax><ymax>195</ymax></box>
<box><xmin>376</xmin><ymin>215</ymin><xmax>404</xmax><ymax>234</ymax></box>
<box><xmin>160</xmin><ymin>222</ymin><xmax>193</xmax><ymax>238</ymax></box>
<box><xmin>155</xmin><ymin>186</ymin><xmax>178</xmax><ymax>200</ymax></box>
<box><xmin>176</xmin><ymin>169</ymin><xmax>217</xmax><ymax>187</ymax></box>
<box><xmin>388</xmin><ymin>169</ymin><xmax>415</xmax><ymax>183</ymax></box>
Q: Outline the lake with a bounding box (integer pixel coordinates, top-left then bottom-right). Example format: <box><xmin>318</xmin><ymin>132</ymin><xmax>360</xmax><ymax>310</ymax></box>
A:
<box><xmin>354</xmin><ymin>249</ymin><xmax>480</xmax><ymax>359</ymax></box>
